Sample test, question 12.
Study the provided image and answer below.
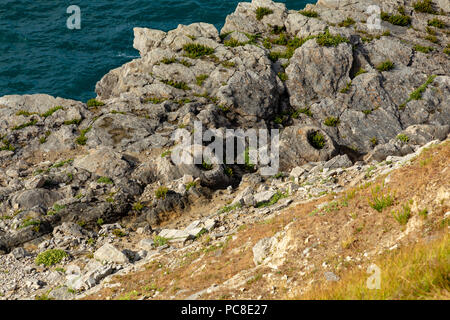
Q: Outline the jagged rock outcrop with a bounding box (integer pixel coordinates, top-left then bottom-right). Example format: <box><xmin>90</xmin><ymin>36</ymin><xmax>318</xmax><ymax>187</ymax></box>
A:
<box><xmin>0</xmin><ymin>0</ymin><xmax>449</xmax><ymax>300</ymax></box>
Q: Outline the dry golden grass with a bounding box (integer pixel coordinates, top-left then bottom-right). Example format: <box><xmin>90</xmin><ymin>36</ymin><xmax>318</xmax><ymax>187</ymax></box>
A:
<box><xmin>298</xmin><ymin>233</ymin><xmax>449</xmax><ymax>300</ymax></box>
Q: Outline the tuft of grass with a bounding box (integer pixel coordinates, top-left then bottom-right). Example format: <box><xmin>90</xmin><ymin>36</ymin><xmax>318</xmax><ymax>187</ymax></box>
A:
<box><xmin>316</xmin><ymin>29</ymin><xmax>349</xmax><ymax>47</ymax></box>
<box><xmin>12</xmin><ymin>119</ymin><xmax>37</xmax><ymax>131</ymax></box>
<box><xmin>340</xmin><ymin>81</ymin><xmax>352</xmax><ymax>94</ymax></box>
<box><xmin>409</xmin><ymin>75</ymin><xmax>436</xmax><ymax>100</ymax></box>
<box><xmin>392</xmin><ymin>203</ymin><xmax>411</xmax><ymax>225</ymax></box>
<box><xmin>368</xmin><ymin>186</ymin><xmax>394</xmax><ymax>212</ymax></box>
<box><xmin>86</xmin><ymin>99</ymin><xmax>105</xmax><ymax>108</ymax></box>
<box><xmin>324</xmin><ymin>117</ymin><xmax>340</xmax><ymax>127</ymax></box>
<box><xmin>35</xmin><ymin>249</ymin><xmax>68</xmax><ymax>267</ymax></box>
<box><xmin>338</xmin><ymin>17</ymin><xmax>356</xmax><ymax>28</ymax></box>
<box><xmin>397</xmin><ymin>134</ymin><xmax>410</xmax><ymax>143</ymax></box>
<box><xmin>220</xmin><ymin>202</ymin><xmax>242</xmax><ymax>214</ymax></box>
<box><xmin>427</xmin><ymin>18</ymin><xmax>445</xmax><ymax>29</ymax></box>
<box><xmin>381</xmin><ymin>12</ymin><xmax>411</xmax><ymax>26</ymax></box>
<box><xmin>413</xmin><ymin>0</ymin><xmax>437</xmax><ymax>14</ymax></box>
<box><xmin>183</xmin><ymin>43</ymin><xmax>215</xmax><ymax>59</ymax></box>
<box><xmin>132</xmin><ymin>202</ymin><xmax>144</xmax><ymax>212</ymax></box>
<box><xmin>355</xmin><ymin>68</ymin><xmax>367</xmax><ymax>77</ymax></box>
<box><xmin>255</xmin><ymin>7</ymin><xmax>273</xmax><ymax>21</ymax></box>
<box><xmin>196</xmin><ymin>74</ymin><xmax>209</xmax><ymax>86</ymax></box>
<box><xmin>47</xmin><ymin>204</ymin><xmax>66</xmax><ymax>216</ymax></box>
<box><xmin>155</xmin><ymin>186</ymin><xmax>168</xmax><ymax>199</ymax></box>
<box><xmin>292</xmin><ymin>107</ymin><xmax>313</xmax><ymax>118</ymax></box>
<box><xmin>185</xmin><ymin>181</ymin><xmax>197</xmax><ymax>191</ymax></box>
<box><xmin>75</xmin><ymin>126</ymin><xmax>91</xmax><ymax>145</ymax></box>
<box><xmin>0</xmin><ymin>138</ymin><xmax>15</xmax><ymax>152</ymax></box>
<box><xmin>161</xmin><ymin>79</ymin><xmax>191</xmax><ymax>91</ymax></box>
<box><xmin>425</xmin><ymin>35</ymin><xmax>439</xmax><ymax>44</ymax></box>
<box><xmin>414</xmin><ymin>44</ymin><xmax>434</xmax><ymax>54</ymax></box>
<box><xmin>376</xmin><ymin>60</ymin><xmax>394</xmax><ymax>72</ymax></box>
<box><xmin>153</xmin><ymin>235</ymin><xmax>169</xmax><ymax>247</ymax></box>
<box><xmin>64</xmin><ymin>118</ymin><xmax>82</xmax><ymax>126</ymax></box>
<box><xmin>299</xmin><ymin>233</ymin><xmax>449</xmax><ymax>300</ymax></box>
<box><xmin>144</xmin><ymin>96</ymin><xmax>166</xmax><ymax>104</ymax></box>
<box><xmin>97</xmin><ymin>176</ymin><xmax>113</xmax><ymax>184</ymax></box>
<box><xmin>41</xmin><ymin>106</ymin><xmax>63</xmax><ymax>118</ymax></box>
<box><xmin>298</xmin><ymin>10</ymin><xmax>318</xmax><ymax>18</ymax></box>
<box><xmin>278</xmin><ymin>72</ymin><xmax>288</xmax><ymax>82</ymax></box>
<box><xmin>256</xmin><ymin>191</ymin><xmax>289</xmax><ymax>208</ymax></box>
<box><xmin>308</xmin><ymin>131</ymin><xmax>326</xmax><ymax>150</ymax></box>
<box><xmin>18</xmin><ymin>218</ymin><xmax>41</xmax><ymax>230</ymax></box>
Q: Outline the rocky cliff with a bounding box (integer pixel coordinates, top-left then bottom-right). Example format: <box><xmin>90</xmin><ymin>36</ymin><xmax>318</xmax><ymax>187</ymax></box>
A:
<box><xmin>0</xmin><ymin>0</ymin><xmax>449</xmax><ymax>300</ymax></box>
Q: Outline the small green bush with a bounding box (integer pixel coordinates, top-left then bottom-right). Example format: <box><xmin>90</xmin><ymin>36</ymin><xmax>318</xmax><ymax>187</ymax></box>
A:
<box><xmin>324</xmin><ymin>117</ymin><xmax>340</xmax><ymax>127</ymax></box>
<box><xmin>339</xmin><ymin>17</ymin><xmax>356</xmax><ymax>28</ymax></box>
<box><xmin>369</xmin><ymin>188</ymin><xmax>394</xmax><ymax>212</ymax></box>
<box><xmin>355</xmin><ymin>68</ymin><xmax>367</xmax><ymax>77</ymax></box>
<box><xmin>392</xmin><ymin>204</ymin><xmax>411</xmax><ymax>225</ymax></box>
<box><xmin>97</xmin><ymin>176</ymin><xmax>113</xmax><ymax>184</ymax></box>
<box><xmin>397</xmin><ymin>134</ymin><xmax>410</xmax><ymax>143</ymax></box>
<box><xmin>414</xmin><ymin>45</ymin><xmax>434</xmax><ymax>53</ymax></box>
<box><xmin>155</xmin><ymin>186</ymin><xmax>168</xmax><ymax>199</ymax></box>
<box><xmin>278</xmin><ymin>72</ymin><xmax>288</xmax><ymax>82</ymax></box>
<box><xmin>292</xmin><ymin>107</ymin><xmax>313</xmax><ymax>119</ymax></box>
<box><xmin>376</xmin><ymin>60</ymin><xmax>394</xmax><ymax>72</ymax></box>
<box><xmin>255</xmin><ymin>7</ymin><xmax>273</xmax><ymax>21</ymax></box>
<box><xmin>75</xmin><ymin>126</ymin><xmax>91</xmax><ymax>145</ymax></box>
<box><xmin>413</xmin><ymin>0</ymin><xmax>437</xmax><ymax>14</ymax></box>
<box><xmin>161</xmin><ymin>79</ymin><xmax>191</xmax><ymax>90</ymax></box>
<box><xmin>298</xmin><ymin>10</ymin><xmax>318</xmax><ymax>18</ymax></box>
<box><xmin>153</xmin><ymin>235</ymin><xmax>169</xmax><ymax>247</ymax></box>
<box><xmin>183</xmin><ymin>43</ymin><xmax>214</xmax><ymax>59</ymax></box>
<box><xmin>41</xmin><ymin>106</ymin><xmax>63</xmax><ymax>118</ymax></box>
<box><xmin>409</xmin><ymin>75</ymin><xmax>436</xmax><ymax>100</ymax></box>
<box><xmin>86</xmin><ymin>99</ymin><xmax>105</xmax><ymax>108</ymax></box>
<box><xmin>196</xmin><ymin>74</ymin><xmax>209</xmax><ymax>86</ymax></box>
<box><xmin>340</xmin><ymin>81</ymin><xmax>352</xmax><ymax>94</ymax></box>
<box><xmin>428</xmin><ymin>18</ymin><xmax>445</xmax><ymax>29</ymax></box>
<box><xmin>35</xmin><ymin>249</ymin><xmax>68</xmax><ymax>267</ymax></box>
<box><xmin>316</xmin><ymin>29</ymin><xmax>349</xmax><ymax>47</ymax></box>
<box><xmin>12</xmin><ymin>119</ymin><xmax>37</xmax><ymax>131</ymax></box>
<box><xmin>308</xmin><ymin>131</ymin><xmax>326</xmax><ymax>150</ymax></box>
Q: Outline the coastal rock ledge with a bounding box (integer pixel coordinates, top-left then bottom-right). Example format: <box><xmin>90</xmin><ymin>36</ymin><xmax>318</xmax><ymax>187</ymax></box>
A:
<box><xmin>0</xmin><ymin>0</ymin><xmax>449</xmax><ymax>300</ymax></box>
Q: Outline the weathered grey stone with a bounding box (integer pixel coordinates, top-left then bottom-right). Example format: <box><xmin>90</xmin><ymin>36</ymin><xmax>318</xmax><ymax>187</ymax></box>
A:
<box><xmin>94</xmin><ymin>244</ymin><xmax>129</xmax><ymax>264</ymax></box>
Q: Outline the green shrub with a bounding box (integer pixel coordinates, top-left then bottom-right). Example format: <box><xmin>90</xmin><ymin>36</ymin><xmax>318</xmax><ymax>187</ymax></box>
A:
<box><xmin>161</xmin><ymin>79</ymin><xmax>191</xmax><ymax>90</ymax></box>
<box><xmin>389</xmin><ymin>14</ymin><xmax>411</xmax><ymax>26</ymax></box>
<box><xmin>369</xmin><ymin>188</ymin><xmax>394</xmax><ymax>212</ymax></box>
<box><xmin>316</xmin><ymin>29</ymin><xmax>349</xmax><ymax>47</ymax></box>
<box><xmin>132</xmin><ymin>202</ymin><xmax>144</xmax><ymax>211</ymax></box>
<box><xmin>155</xmin><ymin>186</ymin><xmax>168</xmax><ymax>199</ymax></box>
<box><xmin>278</xmin><ymin>72</ymin><xmax>288</xmax><ymax>81</ymax></box>
<box><xmin>75</xmin><ymin>126</ymin><xmax>91</xmax><ymax>145</ymax></box>
<box><xmin>153</xmin><ymin>235</ymin><xmax>169</xmax><ymax>247</ymax></box>
<box><xmin>425</xmin><ymin>35</ymin><xmax>438</xmax><ymax>44</ymax></box>
<box><xmin>183</xmin><ymin>43</ymin><xmax>215</xmax><ymax>59</ymax></box>
<box><xmin>409</xmin><ymin>75</ymin><xmax>436</xmax><ymax>100</ymax></box>
<box><xmin>292</xmin><ymin>107</ymin><xmax>313</xmax><ymax>118</ymax></box>
<box><xmin>397</xmin><ymin>134</ymin><xmax>410</xmax><ymax>143</ymax></box>
<box><xmin>339</xmin><ymin>17</ymin><xmax>356</xmax><ymax>28</ymax></box>
<box><xmin>428</xmin><ymin>18</ymin><xmax>445</xmax><ymax>29</ymax></box>
<box><xmin>196</xmin><ymin>74</ymin><xmax>209</xmax><ymax>86</ymax></box>
<box><xmin>97</xmin><ymin>176</ymin><xmax>113</xmax><ymax>184</ymax></box>
<box><xmin>340</xmin><ymin>81</ymin><xmax>352</xmax><ymax>94</ymax></box>
<box><xmin>355</xmin><ymin>68</ymin><xmax>367</xmax><ymax>77</ymax></box>
<box><xmin>12</xmin><ymin>119</ymin><xmax>37</xmax><ymax>131</ymax></box>
<box><xmin>298</xmin><ymin>10</ymin><xmax>318</xmax><ymax>18</ymax></box>
<box><xmin>185</xmin><ymin>181</ymin><xmax>197</xmax><ymax>191</ymax></box>
<box><xmin>112</xmin><ymin>229</ymin><xmax>126</xmax><ymax>237</ymax></box>
<box><xmin>324</xmin><ymin>117</ymin><xmax>340</xmax><ymax>127</ymax></box>
<box><xmin>413</xmin><ymin>0</ymin><xmax>437</xmax><ymax>14</ymax></box>
<box><xmin>392</xmin><ymin>204</ymin><xmax>411</xmax><ymax>225</ymax></box>
<box><xmin>97</xmin><ymin>218</ymin><xmax>104</xmax><ymax>226</ymax></box>
<box><xmin>376</xmin><ymin>60</ymin><xmax>394</xmax><ymax>72</ymax></box>
<box><xmin>414</xmin><ymin>44</ymin><xmax>434</xmax><ymax>53</ymax></box>
<box><xmin>255</xmin><ymin>7</ymin><xmax>273</xmax><ymax>21</ymax></box>
<box><xmin>308</xmin><ymin>131</ymin><xmax>326</xmax><ymax>150</ymax></box>
<box><xmin>19</xmin><ymin>218</ymin><xmax>40</xmax><ymax>230</ymax></box>
<box><xmin>35</xmin><ymin>249</ymin><xmax>68</xmax><ymax>267</ymax></box>
<box><xmin>41</xmin><ymin>106</ymin><xmax>63</xmax><ymax>118</ymax></box>
<box><xmin>86</xmin><ymin>99</ymin><xmax>105</xmax><ymax>108</ymax></box>
<box><xmin>144</xmin><ymin>96</ymin><xmax>166</xmax><ymax>104</ymax></box>
<box><xmin>256</xmin><ymin>191</ymin><xmax>288</xmax><ymax>208</ymax></box>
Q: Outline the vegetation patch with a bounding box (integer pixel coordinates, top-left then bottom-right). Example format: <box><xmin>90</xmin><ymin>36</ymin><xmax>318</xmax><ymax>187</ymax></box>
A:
<box><xmin>87</xmin><ymin>99</ymin><xmax>105</xmax><ymax>108</ymax></box>
<box><xmin>413</xmin><ymin>0</ymin><xmax>437</xmax><ymax>14</ymax></box>
<box><xmin>183</xmin><ymin>43</ymin><xmax>215</xmax><ymax>59</ymax></box>
<box><xmin>427</xmin><ymin>18</ymin><xmax>445</xmax><ymax>29</ymax></box>
<box><xmin>408</xmin><ymin>75</ymin><xmax>436</xmax><ymax>100</ymax></box>
<box><xmin>298</xmin><ymin>10</ymin><xmax>319</xmax><ymax>18</ymax></box>
<box><xmin>376</xmin><ymin>60</ymin><xmax>394</xmax><ymax>72</ymax></box>
<box><xmin>308</xmin><ymin>131</ymin><xmax>326</xmax><ymax>150</ymax></box>
<box><xmin>155</xmin><ymin>186</ymin><xmax>169</xmax><ymax>199</ymax></box>
<box><xmin>97</xmin><ymin>176</ymin><xmax>114</xmax><ymax>184</ymax></box>
<box><xmin>392</xmin><ymin>203</ymin><xmax>412</xmax><ymax>225</ymax></box>
<box><xmin>414</xmin><ymin>44</ymin><xmax>434</xmax><ymax>53</ymax></box>
<box><xmin>12</xmin><ymin>119</ymin><xmax>37</xmax><ymax>131</ymax></box>
<box><xmin>324</xmin><ymin>117</ymin><xmax>340</xmax><ymax>127</ymax></box>
<box><xmin>161</xmin><ymin>79</ymin><xmax>191</xmax><ymax>91</ymax></box>
<box><xmin>196</xmin><ymin>74</ymin><xmax>209</xmax><ymax>86</ymax></box>
<box><xmin>368</xmin><ymin>186</ymin><xmax>394</xmax><ymax>212</ymax></box>
<box><xmin>35</xmin><ymin>249</ymin><xmax>68</xmax><ymax>267</ymax></box>
<box><xmin>338</xmin><ymin>17</ymin><xmax>356</xmax><ymax>28</ymax></box>
<box><xmin>75</xmin><ymin>126</ymin><xmax>91</xmax><ymax>145</ymax></box>
<box><xmin>316</xmin><ymin>29</ymin><xmax>349</xmax><ymax>47</ymax></box>
<box><xmin>397</xmin><ymin>134</ymin><xmax>410</xmax><ymax>143</ymax></box>
<box><xmin>255</xmin><ymin>7</ymin><xmax>273</xmax><ymax>21</ymax></box>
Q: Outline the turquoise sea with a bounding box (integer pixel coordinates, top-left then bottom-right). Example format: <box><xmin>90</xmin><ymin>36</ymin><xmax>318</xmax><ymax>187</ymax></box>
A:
<box><xmin>0</xmin><ymin>1</ymin><xmax>312</xmax><ymax>102</ymax></box>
